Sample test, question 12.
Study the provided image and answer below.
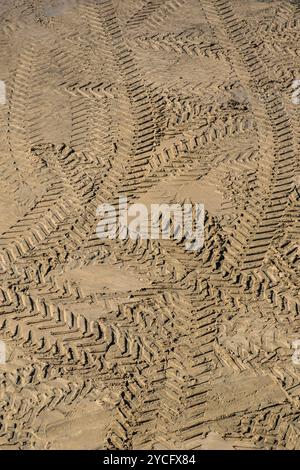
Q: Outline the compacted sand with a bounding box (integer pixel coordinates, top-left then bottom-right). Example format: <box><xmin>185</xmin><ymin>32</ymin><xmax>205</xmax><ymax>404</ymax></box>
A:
<box><xmin>0</xmin><ymin>0</ymin><xmax>300</xmax><ymax>450</ymax></box>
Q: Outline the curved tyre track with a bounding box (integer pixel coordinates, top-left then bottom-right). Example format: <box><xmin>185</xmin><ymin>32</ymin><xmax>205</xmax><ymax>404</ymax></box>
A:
<box><xmin>0</xmin><ymin>0</ymin><xmax>299</xmax><ymax>450</ymax></box>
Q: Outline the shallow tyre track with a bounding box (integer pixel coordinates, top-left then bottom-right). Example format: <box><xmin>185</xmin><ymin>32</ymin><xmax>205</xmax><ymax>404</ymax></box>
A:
<box><xmin>0</xmin><ymin>0</ymin><xmax>299</xmax><ymax>450</ymax></box>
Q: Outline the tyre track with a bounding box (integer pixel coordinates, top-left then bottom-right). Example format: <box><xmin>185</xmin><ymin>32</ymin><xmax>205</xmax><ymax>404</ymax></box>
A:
<box><xmin>202</xmin><ymin>0</ymin><xmax>297</xmax><ymax>271</ymax></box>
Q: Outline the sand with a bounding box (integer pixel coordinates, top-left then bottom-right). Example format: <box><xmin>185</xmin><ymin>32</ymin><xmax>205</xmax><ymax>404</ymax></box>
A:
<box><xmin>0</xmin><ymin>0</ymin><xmax>300</xmax><ymax>450</ymax></box>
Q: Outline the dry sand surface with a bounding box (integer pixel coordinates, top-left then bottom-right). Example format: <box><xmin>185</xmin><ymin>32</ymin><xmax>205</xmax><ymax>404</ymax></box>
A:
<box><xmin>0</xmin><ymin>0</ymin><xmax>300</xmax><ymax>450</ymax></box>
